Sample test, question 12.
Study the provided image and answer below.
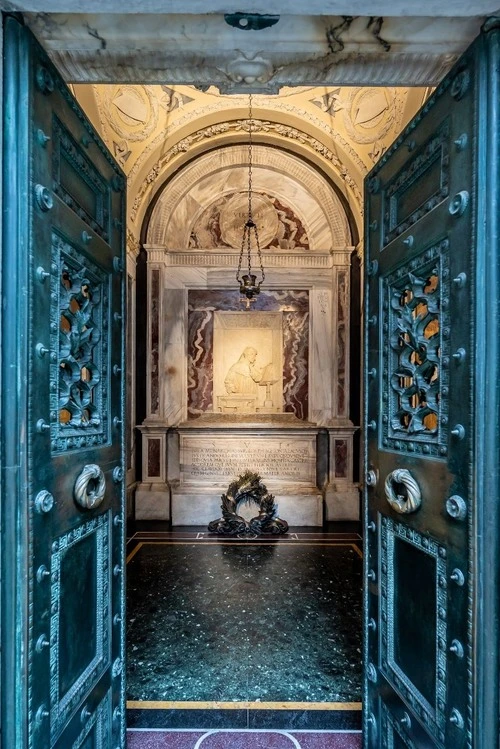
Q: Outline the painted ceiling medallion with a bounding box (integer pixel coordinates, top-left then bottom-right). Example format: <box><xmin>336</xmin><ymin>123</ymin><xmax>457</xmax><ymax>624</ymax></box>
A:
<box><xmin>220</xmin><ymin>192</ymin><xmax>278</xmax><ymax>249</ymax></box>
<box><xmin>102</xmin><ymin>85</ymin><xmax>159</xmax><ymax>141</ymax></box>
<box><xmin>113</xmin><ymin>89</ymin><xmax>149</xmax><ymax>124</ymax></box>
<box><xmin>343</xmin><ymin>87</ymin><xmax>402</xmax><ymax>144</ymax></box>
<box><xmin>310</xmin><ymin>86</ymin><xmax>403</xmax><ymax>146</ymax></box>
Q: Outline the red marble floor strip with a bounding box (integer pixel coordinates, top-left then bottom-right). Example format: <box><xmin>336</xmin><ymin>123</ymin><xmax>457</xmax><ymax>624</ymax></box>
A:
<box><xmin>126</xmin><ymin>730</ymin><xmax>362</xmax><ymax>748</ymax></box>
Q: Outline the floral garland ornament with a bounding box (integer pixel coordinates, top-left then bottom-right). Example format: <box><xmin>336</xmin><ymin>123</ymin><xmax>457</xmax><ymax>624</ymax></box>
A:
<box><xmin>208</xmin><ymin>471</ymin><xmax>289</xmax><ymax>537</ymax></box>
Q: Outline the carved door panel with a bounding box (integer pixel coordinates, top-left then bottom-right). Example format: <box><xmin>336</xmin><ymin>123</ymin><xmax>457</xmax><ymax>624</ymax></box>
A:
<box><xmin>1</xmin><ymin>18</ymin><xmax>126</xmax><ymax>749</ymax></box>
<box><xmin>364</xmin><ymin>19</ymin><xmax>500</xmax><ymax>749</ymax></box>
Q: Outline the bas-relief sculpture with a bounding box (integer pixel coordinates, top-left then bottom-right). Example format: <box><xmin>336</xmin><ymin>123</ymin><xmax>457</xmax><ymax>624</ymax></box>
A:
<box><xmin>214</xmin><ymin>311</ymin><xmax>282</xmax><ymax>415</ymax></box>
<box><xmin>220</xmin><ymin>346</ymin><xmax>279</xmax><ymax>414</ymax></box>
<box><xmin>224</xmin><ymin>347</ymin><xmax>264</xmax><ymax>395</ymax></box>
<box><xmin>189</xmin><ymin>191</ymin><xmax>310</xmax><ymax>251</ymax></box>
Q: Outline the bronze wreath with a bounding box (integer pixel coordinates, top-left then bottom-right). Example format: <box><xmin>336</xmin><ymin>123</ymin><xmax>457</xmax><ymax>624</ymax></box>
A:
<box><xmin>208</xmin><ymin>471</ymin><xmax>288</xmax><ymax>537</ymax></box>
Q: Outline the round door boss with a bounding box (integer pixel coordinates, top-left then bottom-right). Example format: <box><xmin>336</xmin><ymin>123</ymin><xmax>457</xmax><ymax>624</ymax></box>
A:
<box><xmin>74</xmin><ymin>464</ymin><xmax>106</xmax><ymax>510</ymax></box>
<box><xmin>384</xmin><ymin>468</ymin><xmax>422</xmax><ymax>514</ymax></box>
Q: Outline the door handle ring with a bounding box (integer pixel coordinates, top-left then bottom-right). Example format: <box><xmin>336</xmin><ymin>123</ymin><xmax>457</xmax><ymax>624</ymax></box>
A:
<box><xmin>74</xmin><ymin>464</ymin><xmax>106</xmax><ymax>510</ymax></box>
<box><xmin>384</xmin><ymin>468</ymin><xmax>422</xmax><ymax>514</ymax></box>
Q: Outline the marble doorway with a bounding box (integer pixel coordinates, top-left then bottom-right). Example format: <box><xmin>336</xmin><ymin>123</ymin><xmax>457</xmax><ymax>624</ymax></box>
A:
<box><xmin>51</xmin><ymin>69</ymin><xmax>436</xmax><ymax>743</ymax></box>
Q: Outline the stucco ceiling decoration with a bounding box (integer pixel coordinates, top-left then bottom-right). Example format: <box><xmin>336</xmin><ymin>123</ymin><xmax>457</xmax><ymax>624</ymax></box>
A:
<box><xmin>132</xmin><ymin>121</ymin><xmax>362</xmax><ymax>228</ymax></box>
<box><xmin>310</xmin><ymin>87</ymin><xmax>404</xmax><ymax>145</ymax></box>
<box><xmin>146</xmin><ymin>144</ymin><xmax>351</xmax><ymax>250</ymax></box>
<box><xmin>122</xmin><ymin>98</ymin><xmax>364</xmax><ymax>185</ymax></box>
<box><xmin>27</xmin><ymin>13</ymin><xmax>485</xmax><ymax>90</ymax></box>
<box><xmin>99</xmin><ymin>85</ymin><xmax>158</xmax><ymax>141</ymax></box>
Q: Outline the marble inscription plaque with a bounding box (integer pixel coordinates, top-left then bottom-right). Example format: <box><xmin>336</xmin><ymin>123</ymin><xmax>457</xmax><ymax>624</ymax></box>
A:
<box><xmin>181</xmin><ymin>436</ymin><xmax>316</xmax><ymax>486</ymax></box>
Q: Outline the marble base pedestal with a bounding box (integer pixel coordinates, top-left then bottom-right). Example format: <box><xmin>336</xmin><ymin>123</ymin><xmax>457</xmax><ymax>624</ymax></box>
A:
<box><xmin>172</xmin><ymin>414</ymin><xmax>323</xmax><ymax>527</ymax></box>
<box><xmin>135</xmin><ymin>483</ymin><xmax>171</xmax><ymax>520</ymax></box>
<box><xmin>171</xmin><ymin>487</ymin><xmax>322</xmax><ymax>526</ymax></box>
<box><xmin>324</xmin><ymin>484</ymin><xmax>360</xmax><ymax>521</ymax></box>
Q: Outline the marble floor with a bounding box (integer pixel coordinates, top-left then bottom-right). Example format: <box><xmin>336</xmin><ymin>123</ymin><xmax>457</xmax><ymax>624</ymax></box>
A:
<box><xmin>126</xmin><ymin>729</ymin><xmax>362</xmax><ymax>748</ymax></box>
<box><xmin>126</xmin><ymin>526</ymin><xmax>362</xmax><ymax>731</ymax></box>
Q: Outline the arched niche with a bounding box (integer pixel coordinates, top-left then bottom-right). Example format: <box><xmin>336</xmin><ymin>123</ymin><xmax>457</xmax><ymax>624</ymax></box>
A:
<box><xmin>128</xmin><ymin>104</ymin><xmax>365</xmax><ymax>241</ymax></box>
<box><xmin>146</xmin><ymin>144</ymin><xmax>352</xmax><ymax>250</ymax></box>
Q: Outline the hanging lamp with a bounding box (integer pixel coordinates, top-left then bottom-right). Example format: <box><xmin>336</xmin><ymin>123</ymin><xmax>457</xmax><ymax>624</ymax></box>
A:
<box><xmin>236</xmin><ymin>94</ymin><xmax>265</xmax><ymax>309</ymax></box>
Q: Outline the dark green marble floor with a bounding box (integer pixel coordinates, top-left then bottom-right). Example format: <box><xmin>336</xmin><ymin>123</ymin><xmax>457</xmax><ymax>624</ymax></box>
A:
<box><xmin>126</xmin><ymin>539</ymin><xmax>362</xmax><ymax>704</ymax></box>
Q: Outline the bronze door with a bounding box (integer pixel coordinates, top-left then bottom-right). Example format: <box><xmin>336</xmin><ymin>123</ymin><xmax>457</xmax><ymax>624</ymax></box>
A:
<box><xmin>363</xmin><ymin>18</ymin><xmax>500</xmax><ymax>749</ymax></box>
<box><xmin>1</xmin><ymin>18</ymin><xmax>126</xmax><ymax>749</ymax></box>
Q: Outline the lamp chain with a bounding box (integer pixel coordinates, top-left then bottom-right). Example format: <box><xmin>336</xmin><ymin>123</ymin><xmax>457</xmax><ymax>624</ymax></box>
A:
<box><xmin>247</xmin><ymin>93</ymin><xmax>253</xmax><ymax>277</ymax></box>
<box><xmin>236</xmin><ymin>93</ymin><xmax>265</xmax><ymax>296</ymax></box>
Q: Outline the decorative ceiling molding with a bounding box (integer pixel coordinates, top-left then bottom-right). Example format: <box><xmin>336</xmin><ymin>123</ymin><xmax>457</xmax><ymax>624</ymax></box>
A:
<box><xmin>125</xmin><ymin>98</ymin><xmax>368</xmax><ymax>184</ymax></box>
<box><xmin>99</xmin><ymin>85</ymin><xmax>159</xmax><ymax>141</ymax></box>
<box><xmin>146</xmin><ymin>144</ymin><xmax>351</xmax><ymax>249</ymax></box>
<box><xmin>130</xmin><ymin>119</ymin><xmax>364</xmax><ymax>227</ymax></box>
<box><xmin>127</xmin><ymin>228</ymin><xmax>141</xmax><ymax>256</ymax></box>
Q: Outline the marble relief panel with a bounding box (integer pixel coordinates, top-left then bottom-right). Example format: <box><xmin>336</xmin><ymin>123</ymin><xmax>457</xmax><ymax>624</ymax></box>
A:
<box><xmin>189</xmin><ymin>191</ymin><xmax>310</xmax><ymax>251</ymax></box>
<box><xmin>187</xmin><ymin>290</ymin><xmax>308</xmax><ymax>420</ymax></box>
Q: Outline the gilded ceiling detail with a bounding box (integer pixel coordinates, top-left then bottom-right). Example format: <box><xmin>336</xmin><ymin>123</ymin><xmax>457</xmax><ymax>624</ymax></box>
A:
<box><xmin>73</xmin><ymin>83</ymin><xmax>427</xmax><ymax>241</ymax></box>
<box><xmin>130</xmin><ymin>120</ymin><xmax>364</xmax><ymax>224</ymax></box>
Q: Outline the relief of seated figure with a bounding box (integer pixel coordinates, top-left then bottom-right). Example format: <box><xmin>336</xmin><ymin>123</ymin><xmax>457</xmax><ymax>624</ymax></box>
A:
<box><xmin>217</xmin><ymin>347</ymin><xmax>271</xmax><ymax>414</ymax></box>
<box><xmin>224</xmin><ymin>346</ymin><xmax>263</xmax><ymax>394</ymax></box>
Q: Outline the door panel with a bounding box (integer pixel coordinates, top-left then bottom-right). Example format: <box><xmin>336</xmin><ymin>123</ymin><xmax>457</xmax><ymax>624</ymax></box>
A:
<box><xmin>364</xmin><ymin>18</ymin><xmax>500</xmax><ymax>749</ymax></box>
<box><xmin>1</xmin><ymin>17</ymin><xmax>126</xmax><ymax>749</ymax></box>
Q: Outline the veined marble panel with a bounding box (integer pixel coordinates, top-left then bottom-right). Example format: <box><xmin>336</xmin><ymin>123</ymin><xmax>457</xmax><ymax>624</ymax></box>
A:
<box><xmin>187</xmin><ymin>290</ymin><xmax>309</xmax><ymax>420</ymax></box>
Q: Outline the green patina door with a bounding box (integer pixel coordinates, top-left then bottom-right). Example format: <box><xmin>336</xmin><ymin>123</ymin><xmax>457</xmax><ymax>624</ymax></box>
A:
<box><xmin>1</xmin><ymin>17</ymin><xmax>126</xmax><ymax>749</ymax></box>
<box><xmin>364</xmin><ymin>18</ymin><xmax>500</xmax><ymax>749</ymax></box>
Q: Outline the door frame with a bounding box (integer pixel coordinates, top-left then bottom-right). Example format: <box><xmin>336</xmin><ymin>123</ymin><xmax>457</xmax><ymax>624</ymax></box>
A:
<box><xmin>1</xmin><ymin>11</ymin><xmax>499</xmax><ymax>747</ymax></box>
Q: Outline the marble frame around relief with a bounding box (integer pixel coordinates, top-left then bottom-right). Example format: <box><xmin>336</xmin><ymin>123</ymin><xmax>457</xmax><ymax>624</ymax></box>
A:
<box><xmin>187</xmin><ymin>289</ymin><xmax>310</xmax><ymax>421</ymax></box>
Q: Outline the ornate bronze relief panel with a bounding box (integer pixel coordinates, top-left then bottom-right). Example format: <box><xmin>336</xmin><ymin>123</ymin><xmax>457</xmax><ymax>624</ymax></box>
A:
<box><xmin>381</xmin><ymin>239</ymin><xmax>449</xmax><ymax>458</ymax></box>
<box><xmin>50</xmin><ymin>232</ymin><xmax>110</xmax><ymax>453</ymax></box>
<box><xmin>49</xmin><ymin>513</ymin><xmax>111</xmax><ymax>741</ymax></box>
<box><xmin>382</xmin><ymin>120</ymin><xmax>450</xmax><ymax>248</ymax></box>
<box><xmin>52</xmin><ymin>116</ymin><xmax>110</xmax><ymax>240</ymax></box>
<box><xmin>53</xmin><ymin>688</ymin><xmax>112</xmax><ymax>749</ymax></box>
<box><xmin>381</xmin><ymin>701</ymin><xmax>417</xmax><ymax>749</ymax></box>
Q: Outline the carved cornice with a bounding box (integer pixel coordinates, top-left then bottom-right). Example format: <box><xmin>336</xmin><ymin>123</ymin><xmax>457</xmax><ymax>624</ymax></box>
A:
<box><xmin>130</xmin><ymin>119</ymin><xmax>364</xmax><ymax>224</ymax></box>
<box><xmin>48</xmin><ymin>49</ymin><xmax>458</xmax><ymax>92</ymax></box>
<box><xmin>143</xmin><ymin>246</ymin><xmax>355</xmax><ymax>268</ymax></box>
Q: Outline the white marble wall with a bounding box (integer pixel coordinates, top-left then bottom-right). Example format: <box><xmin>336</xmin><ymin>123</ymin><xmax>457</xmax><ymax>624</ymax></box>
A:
<box><xmin>141</xmin><ymin>253</ymin><xmax>353</xmax><ymax>429</ymax></box>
